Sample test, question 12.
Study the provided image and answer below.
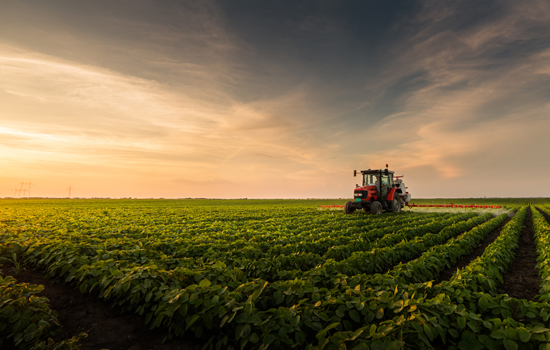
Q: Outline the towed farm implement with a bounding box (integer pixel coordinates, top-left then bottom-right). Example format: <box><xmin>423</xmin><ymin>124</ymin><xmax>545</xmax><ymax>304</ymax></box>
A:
<box><xmin>320</xmin><ymin>203</ymin><xmax>502</xmax><ymax>209</ymax></box>
<box><xmin>409</xmin><ymin>202</ymin><xmax>501</xmax><ymax>208</ymax></box>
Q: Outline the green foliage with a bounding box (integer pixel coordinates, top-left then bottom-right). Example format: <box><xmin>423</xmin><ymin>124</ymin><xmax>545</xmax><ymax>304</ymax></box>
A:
<box><xmin>2</xmin><ymin>199</ymin><xmax>550</xmax><ymax>349</ymax></box>
<box><xmin>0</xmin><ymin>275</ymin><xmax>85</xmax><ymax>349</ymax></box>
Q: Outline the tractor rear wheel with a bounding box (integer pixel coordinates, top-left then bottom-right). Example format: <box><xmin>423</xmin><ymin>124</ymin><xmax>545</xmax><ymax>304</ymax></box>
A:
<box><xmin>389</xmin><ymin>195</ymin><xmax>402</xmax><ymax>213</ymax></box>
<box><xmin>370</xmin><ymin>201</ymin><xmax>382</xmax><ymax>215</ymax></box>
<box><xmin>344</xmin><ymin>201</ymin><xmax>356</xmax><ymax>214</ymax></box>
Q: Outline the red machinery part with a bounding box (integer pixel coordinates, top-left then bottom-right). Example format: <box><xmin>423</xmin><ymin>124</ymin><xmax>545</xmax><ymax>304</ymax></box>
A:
<box><xmin>408</xmin><ymin>202</ymin><xmax>501</xmax><ymax>209</ymax></box>
<box><xmin>387</xmin><ymin>188</ymin><xmax>398</xmax><ymax>201</ymax></box>
<box><xmin>321</xmin><ymin>203</ymin><xmax>501</xmax><ymax>209</ymax></box>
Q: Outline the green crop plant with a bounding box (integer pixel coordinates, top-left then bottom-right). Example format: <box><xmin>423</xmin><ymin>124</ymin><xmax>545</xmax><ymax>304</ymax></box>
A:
<box><xmin>0</xmin><ymin>253</ymin><xmax>26</xmax><ymax>277</ymax></box>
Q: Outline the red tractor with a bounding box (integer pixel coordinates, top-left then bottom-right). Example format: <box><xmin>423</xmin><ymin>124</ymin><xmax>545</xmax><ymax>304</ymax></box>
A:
<box><xmin>344</xmin><ymin>165</ymin><xmax>411</xmax><ymax>214</ymax></box>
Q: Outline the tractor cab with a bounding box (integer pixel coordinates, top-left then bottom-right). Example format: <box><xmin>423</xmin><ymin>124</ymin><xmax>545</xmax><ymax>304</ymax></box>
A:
<box><xmin>345</xmin><ymin>165</ymin><xmax>411</xmax><ymax>214</ymax></box>
<box><xmin>360</xmin><ymin>170</ymin><xmax>393</xmax><ymax>199</ymax></box>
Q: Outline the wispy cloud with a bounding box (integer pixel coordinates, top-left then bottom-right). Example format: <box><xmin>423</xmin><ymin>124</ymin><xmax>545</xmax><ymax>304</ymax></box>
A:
<box><xmin>0</xmin><ymin>41</ymin><xmax>339</xmax><ymax>196</ymax></box>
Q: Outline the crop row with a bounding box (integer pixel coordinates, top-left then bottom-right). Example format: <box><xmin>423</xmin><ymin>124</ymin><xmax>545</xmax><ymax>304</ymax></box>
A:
<box><xmin>533</xmin><ymin>206</ymin><xmax>550</xmax><ymax>302</ymax></box>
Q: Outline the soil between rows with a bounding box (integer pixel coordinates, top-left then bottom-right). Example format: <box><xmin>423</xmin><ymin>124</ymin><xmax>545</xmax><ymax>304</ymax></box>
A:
<box><xmin>500</xmin><ymin>207</ymin><xmax>540</xmax><ymax>300</ymax></box>
<box><xmin>435</xmin><ymin>215</ymin><xmax>513</xmax><ymax>284</ymax></box>
<box><xmin>0</xmin><ymin>266</ymin><xmax>203</xmax><ymax>350</ymax></box>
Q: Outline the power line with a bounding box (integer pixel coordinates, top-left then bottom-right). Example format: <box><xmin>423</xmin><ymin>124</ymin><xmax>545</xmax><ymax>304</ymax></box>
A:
<box><xmin>13</xmin><ymin>181</ymin><xmax>34</xmax><ymax>198</ymax></box>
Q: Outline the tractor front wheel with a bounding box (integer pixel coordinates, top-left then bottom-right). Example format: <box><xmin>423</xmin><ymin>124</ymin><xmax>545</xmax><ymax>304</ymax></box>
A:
<box><xmin>370</xmin><ymin>201</ymin><xmax>382</xmax><ymax>215</ymax></box>
<box><xmin>344</xmin><ymin>201</ymin><xmax>356</xmax><ymax>214</ymax></box>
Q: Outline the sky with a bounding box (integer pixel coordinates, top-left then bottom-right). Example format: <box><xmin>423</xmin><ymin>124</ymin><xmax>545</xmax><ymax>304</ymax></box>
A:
<box><xmin>1</xmin><ymin>0</ymin><xmax>550</xmax><ymax>199</ymax></box>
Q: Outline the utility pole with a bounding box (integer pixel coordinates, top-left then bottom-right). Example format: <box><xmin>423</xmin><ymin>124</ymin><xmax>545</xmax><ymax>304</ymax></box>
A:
<box><xmin>17</xmin><ymin>182</ymin><xmax>25</xmax><ymax>197</ymax></box>
<box><xmin>27</xmin><ymin>182</ymin><xmax>33</xmax><ymax>197</ymax></box>
<box><xmin>67</xmin><ymin>185</ymin><xmax>73</xmax><ymax>198</ymax></box>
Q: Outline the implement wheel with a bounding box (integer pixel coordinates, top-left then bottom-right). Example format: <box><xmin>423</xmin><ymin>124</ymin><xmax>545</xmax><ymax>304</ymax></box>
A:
<box><xmin>389</xmin><ymin>195</ymin><xmax>402</xmax><ymax>213</ymax></box>
<box><xmin>370</xmin><ymin>201</ymin><xmax>382</xmax><ymax>215</ymax></box>
<box><xmin>344</xmin><ymin>201</ymin><xmax>356</xmax><ymax>214</ymax></box>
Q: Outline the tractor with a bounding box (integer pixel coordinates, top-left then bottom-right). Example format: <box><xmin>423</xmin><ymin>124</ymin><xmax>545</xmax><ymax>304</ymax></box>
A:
<box><xmin>344</xmin><ymin>165</ymin><xmax>411</xmax><ymax>214</ymax></box>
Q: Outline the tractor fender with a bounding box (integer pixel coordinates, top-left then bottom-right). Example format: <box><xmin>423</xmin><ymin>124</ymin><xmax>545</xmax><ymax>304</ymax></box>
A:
<box><xmin>387</xmin><ymin>188</ymin><xmax>399</xmax><ymax>201</ymax></box>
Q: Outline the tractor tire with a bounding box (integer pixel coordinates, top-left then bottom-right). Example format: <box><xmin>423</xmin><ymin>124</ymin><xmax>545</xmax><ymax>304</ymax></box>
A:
<box><xmin>370</xmin><ymin>201</ymin><xmax>382</xmax><ymax>215</ymax></box>
<box><xmin>344</xmin><ymin>201</ymin><xmax>356</xmax><ymax>214</ymax></box>
<box><xmin>389</xmin><ymin>195</ymin><xmax>402</xmax><ymax>213</ymax></box>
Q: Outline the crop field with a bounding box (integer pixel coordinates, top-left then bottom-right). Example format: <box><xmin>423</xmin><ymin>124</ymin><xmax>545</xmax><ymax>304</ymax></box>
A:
<box><xmin>2</xmin><ymin>198</ymin><xmax>550</xmax><ymax>349</ymax></box>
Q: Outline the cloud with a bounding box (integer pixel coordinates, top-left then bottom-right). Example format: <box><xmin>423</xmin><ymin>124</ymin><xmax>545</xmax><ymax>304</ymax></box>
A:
<box><xmin>1</xmin><ymin>1</ymin><xmax>549</xmax><ymax>198</ymax></box>
<box><xmin>254</xmin><ymin>153</ymin><xmax>290</xmax><ymax>158</ymax></box>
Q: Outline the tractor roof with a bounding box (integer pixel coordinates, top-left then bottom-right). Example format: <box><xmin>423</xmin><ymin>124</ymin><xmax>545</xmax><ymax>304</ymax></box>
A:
<box><xmin>360</xmin><ymin>169</ymin><xmax>394</xmax><ymax>174</ymax></box>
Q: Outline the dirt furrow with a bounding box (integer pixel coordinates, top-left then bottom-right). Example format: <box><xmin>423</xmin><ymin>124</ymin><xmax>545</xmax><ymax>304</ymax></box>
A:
<box><xmin>0</xmin><ymin>266</ymin><xmax>202</xmax><ymax>350</ymax></box>
<box><xmin>500</xmin><ymin>207</ymin><xmax>540</xmax><ymax>300</ymax></box>
<box><xmin>435</xmin><ymin>215</ymin><xmax>513</xmax><ymax>284</ymax></box>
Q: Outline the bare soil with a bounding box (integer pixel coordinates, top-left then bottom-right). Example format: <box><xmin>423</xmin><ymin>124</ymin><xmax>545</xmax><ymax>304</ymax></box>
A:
<box><xmin>0</xmin><ymin>266</ymin><xmax>204</xmax><ymax>350</ymax></box>
<box><xmin>500</xmin><ymin>207</ymin><xmax>540</xmax><ymax>300</ymax></box>
<box><xmin>435</xmin><ymin>215</ymin><xmax>513</xmax><ymax>284</ymax></box>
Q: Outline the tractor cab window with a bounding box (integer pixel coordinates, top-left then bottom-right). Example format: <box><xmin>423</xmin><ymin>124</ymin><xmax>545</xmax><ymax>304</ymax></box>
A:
<box><xmin>381</xmin><ymin>175</ymin><xmax>392</xmax><ymax>187</ymax></box>
<box><xmin>363</xmin><ymin>174</ymin><xmax>378</xmax><ymax>186</ymax></box>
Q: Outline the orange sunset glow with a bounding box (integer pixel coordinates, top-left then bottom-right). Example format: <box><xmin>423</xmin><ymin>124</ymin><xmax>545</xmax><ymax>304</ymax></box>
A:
<box><xmin>1</xmin><ymin>1</ymin><xmax>550</xmax><ymax>199</ymax></box>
